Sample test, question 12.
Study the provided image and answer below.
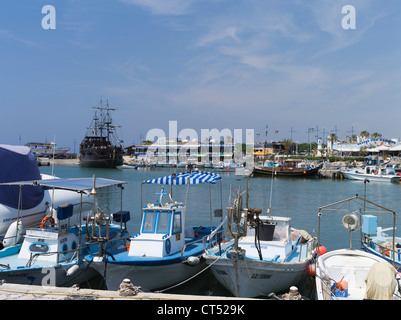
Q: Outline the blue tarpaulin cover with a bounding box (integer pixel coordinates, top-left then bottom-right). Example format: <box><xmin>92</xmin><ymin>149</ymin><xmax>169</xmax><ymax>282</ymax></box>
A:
<box><xmin>0</xmin><ymin>145</ymin><xmax>44</xmax><ymax>210</ymax></box>
<box><xmin>143</xmin><ymin>171</ymin><xmax>222</xmax><ymax>185</ymax></box>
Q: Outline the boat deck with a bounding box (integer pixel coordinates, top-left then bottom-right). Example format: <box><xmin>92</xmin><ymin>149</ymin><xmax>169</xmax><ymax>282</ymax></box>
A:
<box><xmin>107</xmin><ymin>239</ymin><xmax>206</xmax><ymax>265</ymax></box>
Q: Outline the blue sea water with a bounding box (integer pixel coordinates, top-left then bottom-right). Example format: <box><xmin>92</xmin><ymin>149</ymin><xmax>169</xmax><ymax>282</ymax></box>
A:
<box><xmin>39</xmin><ymin>165</ymin><xmax>401</xmax><ymax>297</ymax></box>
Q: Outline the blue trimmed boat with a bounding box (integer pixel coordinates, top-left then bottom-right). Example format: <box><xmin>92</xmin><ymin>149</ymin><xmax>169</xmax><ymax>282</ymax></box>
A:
<box><xmin>0</xmin><ymin>177</ymin><xmax>129</xmax><ymax>286</ymax></box>
<box><xmin>85</xmin><ymin>171</ymin><xmax>225</xmax><ymax>291</ymax></box>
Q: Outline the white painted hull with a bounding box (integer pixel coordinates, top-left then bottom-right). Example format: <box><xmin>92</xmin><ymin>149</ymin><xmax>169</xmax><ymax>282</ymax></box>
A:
<box><xmin>341</xmin><ymin>171</ymin><xmax>400</xmax><ymax>182</ymax></box>
<box><xmin>90</xmin><ymin>259</ymin><xmax>207</xmax><ymax>291</ymax></box>
<box><xmin>205</xmin><ymin>255</ymin><xmax>310</xmax><ymax>298</ymax></box>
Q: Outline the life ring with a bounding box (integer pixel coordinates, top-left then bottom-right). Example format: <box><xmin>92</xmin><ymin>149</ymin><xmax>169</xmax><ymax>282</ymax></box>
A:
<box><xmin>40</xmin><ymin>215</ymin><xmax>55</xmax><ymax>229</ymax></box>
<box><xmin>373</xmin><ymin>170</ymin><xmax>378</xmax><ymax>175</ymax></box>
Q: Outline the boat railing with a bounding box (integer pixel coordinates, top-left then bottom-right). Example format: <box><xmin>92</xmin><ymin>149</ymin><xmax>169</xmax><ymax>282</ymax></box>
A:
<box><xmin>363</xmin><ymin>233</ymin><xmax>400</xmax><ymax>263</ymax></box>
<box><xmin>180</xmin><ymin>228</ymin><xmax>225</xmax><ymax>258</ymax></box>
<box><xmin>284</xmin><ymin>236</ymin><xmax>316</xmax><ymax>262</ymax></box>
<box><xmin>25</xmin><ymin>234</ymin><xmax>131</xmax><ymax>267</ymax></box>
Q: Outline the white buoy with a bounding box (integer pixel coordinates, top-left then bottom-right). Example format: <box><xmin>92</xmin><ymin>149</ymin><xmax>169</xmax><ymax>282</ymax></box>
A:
<box><xmin>3</xmin><ymin>219</ymin><xmax>23</xmax><ymax>248</ymax></box>
<box><xmin>186</xmin><ymin>256</ymin><xmax>200</xmax><ymax>265</ymax></box>
<box><xmin>66</xmin><ymin>264</ymin><xmax>79</xmax><ymax>276</ymax></box>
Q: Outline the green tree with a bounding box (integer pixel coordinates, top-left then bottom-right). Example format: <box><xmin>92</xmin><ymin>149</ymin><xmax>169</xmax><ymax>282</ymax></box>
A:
<box><xmin>371</xmin><ymin>132</ymin><xmax>382</xmax><ymax>139</ymax></box>
<box><xmin>360</xmin><ymin>131</ymin><xmax>370</xmax><ymax>140</ymax></box>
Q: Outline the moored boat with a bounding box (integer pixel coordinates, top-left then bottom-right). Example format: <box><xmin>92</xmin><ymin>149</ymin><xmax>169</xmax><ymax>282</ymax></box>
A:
<box><xmin>85</xmin><ymin>170</ymin><xmax>225</xmax><ymax>291</ymax></box>
<box><xmin>79</xmin><ymin>99</ymin><xmax>123</xmax><ymax>168</ymax></box>
<box><xmin>253</xmin><ymin>159</ymin><xmax>322</xmax><ymax>177</ymax></box>
<box><xmin>0</xmin><ymin>176</ymin><xmax>129</xmax><ymax>287</ymax></box>
<box><xmin>314</xmin><ymin>196</ymin><xmax>401</xmax><ymax>300</ymax></box>
<box><xmin>0</xmin><ymin>144</ymin><xmax>93</xmax><ymax>243</ymax></box>
<box><xmin>341</xmin><ymin>166</ymin><xmax>400</xmax><ymax>182</ymax></box>
<box><xmin>203</xmin><ymin>186</ymin><xmax>317</xmax><ymax>298</ymax></box>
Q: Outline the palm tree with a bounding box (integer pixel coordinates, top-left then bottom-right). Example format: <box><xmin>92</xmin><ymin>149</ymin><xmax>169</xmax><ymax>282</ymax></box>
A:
<box><xmin>360</xmin><ymin>131</ymin><xmax>370</xmax><ymax>140</ymax></box>
<box><xmin>371</xmin><ymin>132</ymin><xmax>382</xmax><ymax>139</ymax></box>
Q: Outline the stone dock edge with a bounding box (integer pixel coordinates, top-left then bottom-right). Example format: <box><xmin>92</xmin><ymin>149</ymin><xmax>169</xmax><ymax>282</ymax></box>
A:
<box><xmin>0</xmin><ymin>282</ymin><xmax>257</xmax><ymax>300</ymax></box>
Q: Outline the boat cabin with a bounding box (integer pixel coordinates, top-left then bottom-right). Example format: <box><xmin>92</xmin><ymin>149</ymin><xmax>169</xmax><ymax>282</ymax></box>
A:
<box><xmin>129</xmin><ymin>196</ymin><xmax>186</xmax><ymax>258</ymax></box>
<box><xmin>18</xmin><ymin>204</ymin><xmax>79</xmax><ymax>264</ymax></box>
<box><xmin>239</xmin><ymin>215</ymin><xmax>293</xmax><ymax>262</ymax></box>
<box><xmin>364</xmin><ymin>166</ymin><xmax>397</xmax><ymax>175</ymax></box>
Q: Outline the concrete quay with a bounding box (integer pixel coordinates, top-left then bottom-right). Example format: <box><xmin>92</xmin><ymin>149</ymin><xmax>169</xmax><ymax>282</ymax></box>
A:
<box><xmin>0</xmin><ymin>282</ymin><xmax>254</xmax><ymax>300</ymax></box>
<box><xmin>36</xmin><ymin>157</ymin><xmax>79</xmax><ymax>166</ymax></box>
<box><xmin>317</xmin><ymin>167</ymin><xmax>343</xmax><ymax>179</ymax></box>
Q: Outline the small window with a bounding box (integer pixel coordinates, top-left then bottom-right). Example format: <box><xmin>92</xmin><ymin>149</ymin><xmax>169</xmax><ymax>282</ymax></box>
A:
<box><xmin>62</xmin><ymin>244</ymin><xmax>68</xmax><ymax>253</ymax></box>
<box><xmin>157</xmin><ymin>211</ymin><xmax>171</xmax><ymax>233</ymax></box>
<box><xmin>29</xmin><ymin>243</ymin><xmax>49</xmax><ymax>253</ymax></box>
<box><xmin>173</xmin><ymin>212</ymin><xmax>181</xmax><ymax>234</ymax></box>
<box><xmin>142</xmin><ymin>211</ymin><xmax>156</xmax><ymax>233</ymax></box>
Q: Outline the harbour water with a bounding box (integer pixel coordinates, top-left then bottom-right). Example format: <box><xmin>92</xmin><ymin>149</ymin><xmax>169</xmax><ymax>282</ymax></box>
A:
<box><xmin>39</xmin><ymin>165</ymin><xmax>401</xmax><ymax>298</ymax></box>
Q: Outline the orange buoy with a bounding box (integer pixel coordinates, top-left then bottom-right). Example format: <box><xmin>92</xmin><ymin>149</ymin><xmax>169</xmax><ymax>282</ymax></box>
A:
<box><xmin>306</xmin><ymin>263</ymin><xmax>316</xmax><ymax>276</ymax></box>
<box><xmin>316</xmin><ymin>246</ymin><xmax>327</xmax><ymax>256</ymax></box>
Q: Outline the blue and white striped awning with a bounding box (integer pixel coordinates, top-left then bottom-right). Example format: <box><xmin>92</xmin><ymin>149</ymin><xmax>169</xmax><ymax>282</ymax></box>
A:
<box><xmin>143</xmin><ymin>171</ymin><xmax>222</xmax><ymax>185</ymax></box>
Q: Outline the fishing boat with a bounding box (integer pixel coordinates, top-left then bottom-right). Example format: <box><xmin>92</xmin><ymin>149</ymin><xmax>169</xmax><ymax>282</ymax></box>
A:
<box><xmin>0</xmin><ymin>144</ymin><xmax>94</xmax><ymax>244</ymax></box>
<box><xmin>0</xmin><ymin>176</ymin><xmax>129</xmax><ymax>287</ymax></box>
<box><xmin>85</xmin><ymin>170</ymin><xmax>225</xmax><ymax>291</ymax></box>
<box><xmin>341</xmin><ymin>166</ymin><xmax>400</xmax><ymax>182</ymax></box>
<box><xmin>203</xmin><ymin>186</ymin><xmax>317</xmax><ymax>298</ymax></box>
<box><xmin>361</xmin><ymin>212</ymin><xmax>401</xmax><ymax>270</ymax></box>
<box><xmin>79</xmin><ymin>99</ymin><xmax>124</xmax><ymax>168</ymax></box>
<box><xmin>25</xmin><ymin>142</ymin><xmax>70</xmax><ymax>157</ymax></box>
<box><xmin>116</xmin><ymin>163</ymin><xmax>138</xmax><ymax>170</ymax></box>
<box><xmin>315</xmin><ymin>196</ymin><xmax>401</xmax><ymax>300</ymax></box>
<box><xmin>211</xmin><ymin>160</ymin><xmax>243</xmax><ymax>172</ymax></box>
<box><xmin>253</xmin><ymin>159</ymin><xmax>322</xmax><ymax>177</ymax></box>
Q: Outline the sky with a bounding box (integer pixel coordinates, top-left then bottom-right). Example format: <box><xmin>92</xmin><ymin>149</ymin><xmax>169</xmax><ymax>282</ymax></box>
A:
<box><xmin>1</xmin><ymin>0</ymin><xmax>401</xmax><ymax>152</ymax></box>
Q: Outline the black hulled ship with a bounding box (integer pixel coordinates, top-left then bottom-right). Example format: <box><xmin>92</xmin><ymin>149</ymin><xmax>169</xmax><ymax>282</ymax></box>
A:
<box><xmin>79</xmin><ymin>100</ymin><xmax>124</xmax><ymax>168</ymax></box>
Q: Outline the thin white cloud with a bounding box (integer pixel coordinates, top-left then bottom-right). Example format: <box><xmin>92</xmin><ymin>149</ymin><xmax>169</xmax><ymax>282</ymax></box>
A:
<box><xmin>120</xmin><ymin>0</ymin><xmax>197</xmax><ymax>15</ymax></box>
<box><xmin>0</xmin><ymin>29</ymin><xmax>36</xmax><ymax>46</ymax></box>
<box><xmin>196</xmin><ymin>26</ymin><xmax>239</xmax><ymax>47</ymax></box>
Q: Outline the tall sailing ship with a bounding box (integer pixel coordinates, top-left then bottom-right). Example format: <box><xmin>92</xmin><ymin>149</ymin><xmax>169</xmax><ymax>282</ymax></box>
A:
<box><xmin>79</xmin><ymin>100</ymin><xmax>124</xmax><ymax>168</ymax></box>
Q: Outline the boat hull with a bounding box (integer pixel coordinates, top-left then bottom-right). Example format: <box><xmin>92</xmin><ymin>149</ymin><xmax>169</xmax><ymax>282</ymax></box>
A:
<box><xmin>79</xmin><ymin>148</ymin><xmax>123</xmax><ymax>169</ymax></box>
<box><xmin>253</xmin><ymin>166</ymin><xmax>320</xmax><ymax>177</ymax></box>
<box><xmin>0</xmin><ymin>259</ymin><xmax>98</xmax><ymax>287</ymax></box>
<box><xmin>90</xmin><ymin>256</ymin><xmax>207</xmax><ymax>291</ymax></box>
<box><xmin>341</xmin><ymin>171</ymin><xmax>400</xmax><ymax>182</ymax></box>
<box><xmin>204</xmin><ymin>252</ymin><xmax>311</xmax><ymax>298</ymax></box>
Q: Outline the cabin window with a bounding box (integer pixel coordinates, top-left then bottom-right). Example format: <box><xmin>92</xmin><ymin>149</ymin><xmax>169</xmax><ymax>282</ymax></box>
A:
<box><xmin>157</xmin><ymin>211</ymin><xmax>171</xmax><ymax>234</ymax></box>
<box><xmin>143</xmin><ymin>211</ymin><xmax>156</xmax><ymax>233</ymax></box>
<box><xmin>172</xmin><ymin>212</ymin><xmax>182</xmax><ymax>234</ymax></box>
<box><xmin>29</xmin><ymin>243</ymin><xmax>49</xmax><ymax>253</ymax></box>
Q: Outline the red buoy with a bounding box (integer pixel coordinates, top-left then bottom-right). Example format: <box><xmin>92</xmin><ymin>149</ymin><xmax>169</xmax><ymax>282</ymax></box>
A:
<box><xmin>306</xmin><ymin>263</ymin><xmax>316</xmax><ymax>276</ymax></box>
<box><xmin>316</xmin><ymin>245</ymin><xmax>327</xmax><ymax>256</ymax></box>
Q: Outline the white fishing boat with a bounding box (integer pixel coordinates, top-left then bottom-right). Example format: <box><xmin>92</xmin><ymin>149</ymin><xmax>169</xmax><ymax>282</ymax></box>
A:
<box><xmin>25</xmin><ymin>142</ymin><xmax>70</xmax><ymax>157</ymax></box>
<box><xmin>212</xmin><ymin>160</ymin><xmax>243</xmax><ymax>172</ymax></box>
<box><xmin>116</xmin><ymin>163</ymin><xmax>138</xmax><ymax>169</ymax></box>
<box><xmin>203</xmin><ymin>186</ymin><xmax>317</xmax><ymax>298</ymax></box>
<box><xmin>0</xmin><ymin>144</ymin><xmax>93</xmax><ymax>244</ymax></box>
<box><xmin>341</xmin><ymin>165</ymin><xmax>400</xmax><ymax>182</ymax></box>
<box><xmin>85</xmin><ymin>170</ymin><xmax>225</xmax><ymax>291</ymax></box>
<box><xmin>361</xmin><ymin>212</ymin><xmax>401</xmax><ymax>271</ymax></box>
<box><xmin>0</xmin><ymin>176</ymin><xmax>129</xmax><ymax>286</ymax></box>
<box><xmin>315</xmin><ymin>196</ymin><xmax>401</xmax><ymax>300</ymax></box>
